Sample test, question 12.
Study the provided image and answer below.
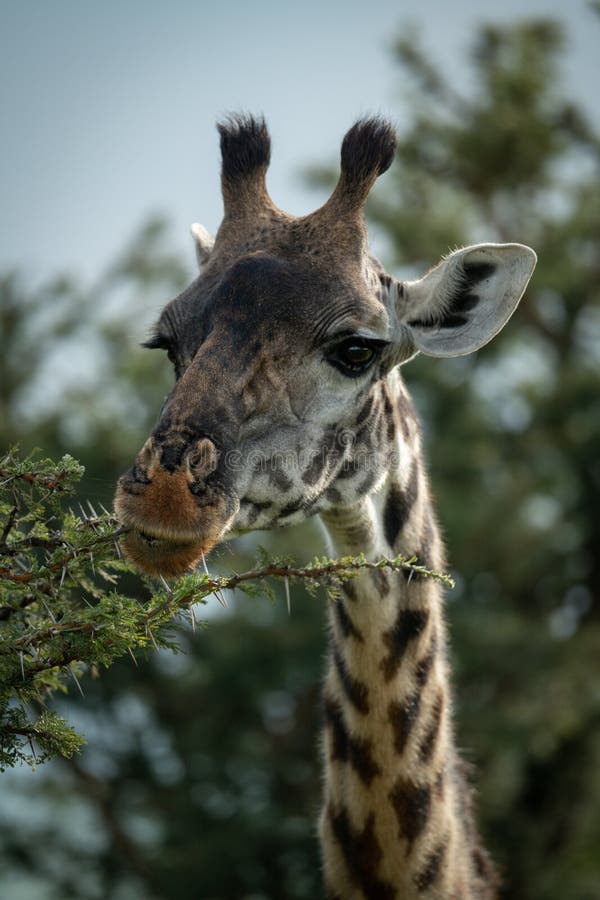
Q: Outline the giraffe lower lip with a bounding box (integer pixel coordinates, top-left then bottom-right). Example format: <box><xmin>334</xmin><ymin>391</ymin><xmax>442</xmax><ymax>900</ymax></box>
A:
<box><xmin>121</xmin><ymin>527</ymin><xmax>208</xmax><ymax>577</ymax></box>
<box><xmin>134</xmin><ymin>527</ymin><xmax>195</xmax><ymax>547</ymax></box>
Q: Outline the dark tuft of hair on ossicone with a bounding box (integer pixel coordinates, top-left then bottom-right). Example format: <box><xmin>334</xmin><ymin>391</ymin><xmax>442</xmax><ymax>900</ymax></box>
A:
<box><xmin>340</xmin><ymin>117</ymin><xmax>397</xmax><ymax>185</ymax></box>
<box><xmin>217</xmin><ymin>114</ymin><xmax>271</xmax><ymax>182</ymax></box>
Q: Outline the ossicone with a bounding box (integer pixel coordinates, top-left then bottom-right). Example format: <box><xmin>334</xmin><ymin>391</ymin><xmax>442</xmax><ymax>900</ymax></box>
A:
<box><xmin>329</xmin><ymin>116</ymin><xmax>397</xmax><ymax>211</ymax></box>
<box><xmin>217</xmin><ymin>114</ymin><xmax>271</xmax><ymax>181</ymax></box>
<box><xmin>340</xmin><ymin>117</ymin><xmax>397</xmax><ymax>186</ymax></box>
<box><xmin>212</xmin><ymin>113</ymin><xmax>397</xmax><ymax>245</ymax></box>
<box><xmin>217</xmin><ymin>114</ymin><xmax>275</xmax><ymax>216</ymax></box>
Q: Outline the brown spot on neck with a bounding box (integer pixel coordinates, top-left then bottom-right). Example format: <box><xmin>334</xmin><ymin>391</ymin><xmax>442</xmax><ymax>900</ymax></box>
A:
<box><xmin>333</xmin><ymin>645</ymin><xmax>370</xmax><ymax>714</ymax></box>
<box><xmin>328</xmin><ymin>805</ymin><xmax>397</xmax><ymax>900</ymax></box>
<box><xmin>419</xmin><ymin>691</ymin><xmax>445</xmax><ymax>764</ymax></box>
<box><xmin>324</xmin><ymin>696</ymin><xmax>381</xmax><ymax>786</ymax></box>
<box><xmin>381</xmin><ymin>608</ymin><xmax>430</xmax><ymax>683</ymax></box>
<box><xmin>388</xmin><ymin>692</ymin><xmax>421</xmax><ymax>756</ymax></box>
<box><xmin>333</xmin><ymin>599</ymin><xmax>364</xmax><ymax>642</ymax></box>
<box><xmin>383</xmin><ymin>461</ymin><xmax>420</xmax><ymax>549</ymax></box>
<box><xmin>389</xmin><ymin>777</ymin><xmax>432</xmax><ymax>850</ymax></box>
<box><xmin>413</xmin><ymin>842</ymin><xmax>447</xmax><ymax>892</ymax></box>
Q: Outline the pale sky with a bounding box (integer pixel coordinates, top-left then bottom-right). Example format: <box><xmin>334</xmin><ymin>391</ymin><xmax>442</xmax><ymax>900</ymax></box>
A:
<box><xmin>2</xmin><ymin>0</ymin><xmax>598</xmax><ymax>282</ymax></box>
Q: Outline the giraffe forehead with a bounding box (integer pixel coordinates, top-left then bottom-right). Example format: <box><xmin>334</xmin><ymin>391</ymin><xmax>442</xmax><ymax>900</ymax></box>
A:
<box><xmin>167</xmin><ymin>251</ymin><xmax>387</xmax><ymax>357</ymax></box>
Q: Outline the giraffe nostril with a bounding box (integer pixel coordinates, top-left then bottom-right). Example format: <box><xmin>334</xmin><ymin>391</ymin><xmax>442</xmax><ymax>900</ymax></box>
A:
<box><xmin>187</xmin><ymin>438</ymin><xmax>219</xmax><ymax>480</ymax></box>
<box><xmin>134</xmin><ymin>437</ymin><xmax>160</xmax><ymax>481</ymax></box>
<box><xmin>132</xmin><ymin>462</ymin><xmax>151</xmax><ymax>485</ymax></box>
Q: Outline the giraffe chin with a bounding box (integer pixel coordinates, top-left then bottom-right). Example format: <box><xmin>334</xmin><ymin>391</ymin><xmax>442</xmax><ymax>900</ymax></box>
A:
<box><xmin>121</xmin><ymin>528</ymin><xmax>218</xmax><ymax>578</ymax></box>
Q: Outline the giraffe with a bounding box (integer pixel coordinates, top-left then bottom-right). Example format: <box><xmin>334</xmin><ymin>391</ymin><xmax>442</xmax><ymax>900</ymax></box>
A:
<box><xmin>114</xmin><ymin>115</ymin><xmax>536</xmax><ymax>898</ymax></box>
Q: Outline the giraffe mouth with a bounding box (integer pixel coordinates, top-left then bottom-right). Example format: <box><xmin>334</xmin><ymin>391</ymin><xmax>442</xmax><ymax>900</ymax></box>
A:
<box><xmin>137</xmin><ymin>529</ymin><xmax>161</xmax><ymax>547</ymax></box>
<box><xmin>113</xmin><ymin>474</ymin><xmax>234</xmax><ymax>577</ymax></box>
<box><xmin>120</xmin><ymin>525</ymin><xmax>216</xmax><ymax>578</ymax></box>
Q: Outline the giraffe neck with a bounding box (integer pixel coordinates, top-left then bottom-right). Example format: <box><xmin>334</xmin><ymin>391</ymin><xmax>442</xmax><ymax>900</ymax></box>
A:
<box><xmin>319</xmin><ymin>421</ymin><xmax>497</xmax><ymax>899</ymax></box>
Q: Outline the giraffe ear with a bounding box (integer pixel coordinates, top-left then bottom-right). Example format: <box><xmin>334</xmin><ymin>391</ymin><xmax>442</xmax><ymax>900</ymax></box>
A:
<box><xmin>190</xmin><ymin>223</ymin><xmax>214</xmax><ymax>269</ymax></box>
<box><xmin>397</xmin><ymin>243</ymin><xmax>537</xmax><ymax>357</ymax></box>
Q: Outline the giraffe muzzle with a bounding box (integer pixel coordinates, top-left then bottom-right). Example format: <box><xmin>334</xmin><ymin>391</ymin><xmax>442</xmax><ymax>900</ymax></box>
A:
<box><xmin>114</xmin><ymin>436</ymin><xmax>237</xmax><ymax>577</ymax></box>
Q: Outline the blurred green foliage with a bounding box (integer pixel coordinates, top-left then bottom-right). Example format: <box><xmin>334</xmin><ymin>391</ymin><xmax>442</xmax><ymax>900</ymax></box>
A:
<box><xmin>1</xmin><ymin>14</ymin><xmax>599</xmax><ymax>900</ymax></box>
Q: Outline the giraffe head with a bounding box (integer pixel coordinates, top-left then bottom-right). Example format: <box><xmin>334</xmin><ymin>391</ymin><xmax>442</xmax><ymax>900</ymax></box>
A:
<box><xmin>114</xmin><ymin>115</ymin><xmax>536</xmax><ymax>576</ymax></box>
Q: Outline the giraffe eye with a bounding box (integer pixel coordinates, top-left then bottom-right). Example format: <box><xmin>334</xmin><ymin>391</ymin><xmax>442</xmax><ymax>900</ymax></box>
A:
<box><xmin>142</xmin><ymin>333</ymin><xmax>180</xmax><ymax>369</ymax></box>
<box><xmin>327</xmin><ymin>338</ymin><xmax>382</xmax><ymax>376</ymax></box>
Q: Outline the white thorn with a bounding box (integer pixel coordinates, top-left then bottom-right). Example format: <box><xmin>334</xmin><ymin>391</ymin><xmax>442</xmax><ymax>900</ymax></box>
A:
<box><xmin>40</xmin><ymin>598</ymin><xmax>56</xmax><ymax>623</ymax></box>
<box><xmin>201</xmin><ymin>550</ymin><xmax>210</xmax><ymax>575</ymax></box>
<box><xmin>201</xmin><ymin>549</ymin><xmax>227</xmax><ymax>608</ymax></box>
<box><xmin>146</xmin><ymin>624</ymin><xmax>159</xmax><ymax>652</ymax></box>
<box><xmin>70</xmin><ymin>669</ymin><xmax>85</xmax><ymax>697</ymax></box>
<box><xmin>284</xmin><ymin>576</ymin><xmax>291</xmax><ymax>616</ymax></box>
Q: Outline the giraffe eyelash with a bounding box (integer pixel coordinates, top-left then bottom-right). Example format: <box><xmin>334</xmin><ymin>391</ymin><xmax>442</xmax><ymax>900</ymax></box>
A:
<box><xmin>142</xmin><ymin>331</ymin><xmax>179</xmax><ymax>359</ymax></box>
<box><xmin>142</xmin><ymin>332</ymin><xmax>173</xmax><ymax>351</ymax></box>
